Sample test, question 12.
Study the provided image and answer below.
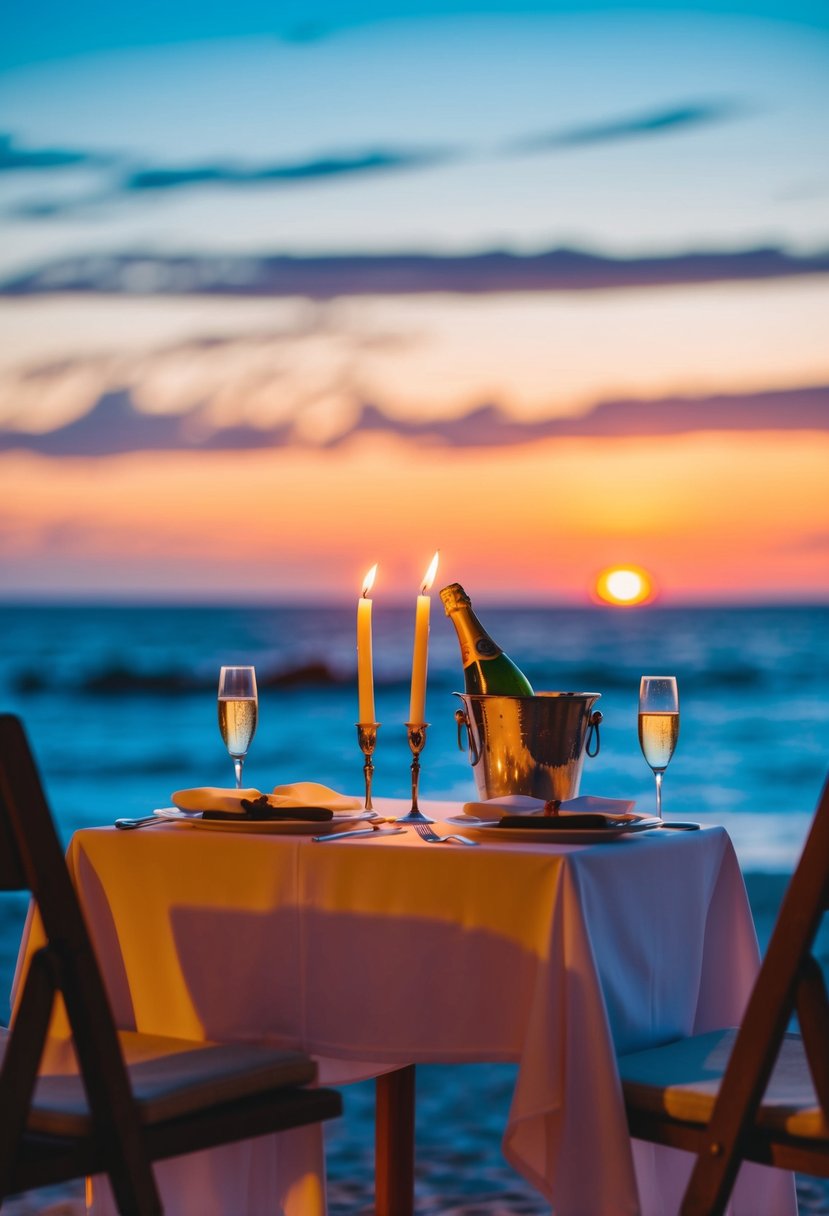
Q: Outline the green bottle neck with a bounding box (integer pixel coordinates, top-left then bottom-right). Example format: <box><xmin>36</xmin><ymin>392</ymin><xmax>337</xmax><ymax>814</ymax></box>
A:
<box><xmin>446</xmin><ymin>606</ymin><xmax>503</xmax><ymax>668</ymax></box>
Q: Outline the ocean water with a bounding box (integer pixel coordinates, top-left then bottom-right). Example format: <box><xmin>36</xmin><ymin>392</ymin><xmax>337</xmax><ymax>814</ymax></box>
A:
<box><xmin>2</xmin><ymin>602</ymin><xmax>828</xmax><ymax>1215</ymax></box>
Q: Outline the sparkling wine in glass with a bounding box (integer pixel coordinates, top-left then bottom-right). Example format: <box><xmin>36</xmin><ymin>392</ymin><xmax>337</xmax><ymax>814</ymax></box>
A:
<box><xmin>638</xmin><ymin>676</ymin><xmax>679</xmax><ymax>820</ymax></box>
<box><xmin>218</xmin><ymin>666</ymin><xmax>258</xmax><ymax>788</ymax></box>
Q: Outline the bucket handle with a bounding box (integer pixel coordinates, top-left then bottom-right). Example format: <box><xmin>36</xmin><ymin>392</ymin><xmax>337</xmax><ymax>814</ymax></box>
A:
<box><xmin>454</xmin><ymin>708</ymin><xmax>480</xmax><ymax>765</ymax></box>
<box><xmin>585</xmin><ymin>710</ymin><xmax>603</xmax><ymax>758</ymax></box>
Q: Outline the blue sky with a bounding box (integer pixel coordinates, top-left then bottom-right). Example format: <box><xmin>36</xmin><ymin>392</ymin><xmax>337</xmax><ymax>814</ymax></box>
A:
<box><xmin>4</xmin><ymin>0</ymin><xmax>829</xmax><ymax>70</ymax></box>
<box><xmin>2</xmin><ymin>4</ymin><xmax>828</xmax><ymax>276</ymax></box>
<box><xmin>1</xmin><ymin>1</ymin><xmax>827</xmax><ymax>601</ymax></box>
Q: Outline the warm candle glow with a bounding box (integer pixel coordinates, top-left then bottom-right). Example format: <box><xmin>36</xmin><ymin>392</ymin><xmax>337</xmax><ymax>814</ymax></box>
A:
<box><xmin>357</xmin><ymin>564</ymin><xmax>377</xmax><ymax>723</ymax></box>
<box><xmin>362</xmin><ymin>563</ymin><xmax>378</xmax><ymax>598</ymax></box>
<box><xmin>421</xmin><ymin>550</ymin><xmax>440</xmax><ymax>594</ymax></box>
<box><xmin>409</xmin><ymin>551</ymin><xmax>439</xmax><ymax>723</ymax></box>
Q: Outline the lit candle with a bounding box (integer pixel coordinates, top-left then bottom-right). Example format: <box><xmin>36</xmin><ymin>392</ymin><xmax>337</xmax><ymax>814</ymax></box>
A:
<box><xmin>357</xmin><ymin>564</ymin><xmax>377</xmax><ymax>723</ymax></box>
<box><xmin>409</xmin><ymin>551</ymin><xmax>440</xmax><ymax>723</ymax></box>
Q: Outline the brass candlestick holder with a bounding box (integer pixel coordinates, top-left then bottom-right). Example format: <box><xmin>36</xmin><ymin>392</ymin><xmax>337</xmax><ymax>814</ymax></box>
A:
<box><xmin>356</xmin><ymin>722</ymin><xmax>380</xmax><ymax>810</ymax></box>
<box><xmin>396</xmin><ymin>722</ymin><xmax>434</xmax><ymax>824</ymax></box>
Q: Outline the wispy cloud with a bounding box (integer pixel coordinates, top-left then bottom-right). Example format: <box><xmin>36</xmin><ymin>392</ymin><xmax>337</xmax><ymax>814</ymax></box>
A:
<box><xmin>1</xmin><ymin>382</ymin><xmax>825</xmax><ymax>458</ymax></box>
<box><xmin>123</xmin><ymin>146</ymin><xmax>454</xmax><ymax>192</ymax></box>
<box><xmin>506</xmin><ymin>100</ymin><xmax>744</xmax><ymax>154</ymax></box>
<box><xmin>7</xmin><ymin>144</ymin><xmax>457</xmax><ymax>219</ymax></box>
<box><xmin>341</xmin><ymin>386</ymin><xmax>829</xmax><ymax>447</ymax></box>
<box><xmin>0</xmin><ymin>388</ymin><xmax>291</xmax><ymax>456</ymax></box>
<box><xmin>3</xmin><ymin>93</ymin><xmax>746</xmax><ymax>219</ymax></box>
<box><xmin>0</xmin><ymin>133</ymin><xmax>110</xmax><ymax>172</ymax></box>
<box><xmin>4</xmin><ymin>244</ymin><xmax>828</xmax><ymax>299</ymax></box>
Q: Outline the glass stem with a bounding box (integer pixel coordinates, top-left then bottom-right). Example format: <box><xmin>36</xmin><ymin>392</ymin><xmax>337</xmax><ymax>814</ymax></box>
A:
<box><xmin>234</xmin><ymin>757</ymin><xmax>244</xmax><ymax>789</ymax></box>
<box><xmin>654</xmin><ymin>770</ymin><xmax>664</xmax><ymax>820</ymax></box>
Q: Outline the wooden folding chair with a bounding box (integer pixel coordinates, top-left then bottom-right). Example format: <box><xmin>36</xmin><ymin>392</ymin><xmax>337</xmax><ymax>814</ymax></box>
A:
<box><xmin>618</xmin><ymin>772</ymin><xmax>829</xmax><ymax>1215</ymax></box>
<box><xmin>0</xmin><ymin>713</ymin><xmax>342</xmax><ymax>1214</ymax></box>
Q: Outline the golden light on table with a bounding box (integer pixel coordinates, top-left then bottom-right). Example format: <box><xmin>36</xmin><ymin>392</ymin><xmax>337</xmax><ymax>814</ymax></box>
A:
<box><xmin>594</xmin><ymin>565</ymin><xmax>654</xmax><ymax>607</ymax></box>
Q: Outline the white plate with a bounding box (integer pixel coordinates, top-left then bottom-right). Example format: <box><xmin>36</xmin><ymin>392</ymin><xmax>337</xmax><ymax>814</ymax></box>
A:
<box><xmin>445</xmin><ymin>814</ymin><xmax>660</xmax><ymax>844</ymax></box>
<box><xmin>153</xmin><ymin>808</ymin><xmax>374</xmax><ymax>834</ymax></box>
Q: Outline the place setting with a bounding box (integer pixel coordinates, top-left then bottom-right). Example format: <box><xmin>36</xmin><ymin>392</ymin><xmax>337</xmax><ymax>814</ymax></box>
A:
<box><xmin>116</xmin><ymin>662</ymin><xmax>394</xmax><ymax>835</ymax></box>
<box><xmin>449</xmin><ymin>675</ymin><xmax>699</xmax><ymax>842</ymax></box>
<box><xmin>442</xmin><ymin>586</ymin><xmax>700</xmax><ymax>843</ymax></box>
<box><xmin>117</xmin><ymin>557</ymin><xmax>447</xmax><ymax>842</ymax></box>
<box><xmin>447</xmin><ymin>795</ymin><xmax>660</xmax><ymax>842</ymax></box>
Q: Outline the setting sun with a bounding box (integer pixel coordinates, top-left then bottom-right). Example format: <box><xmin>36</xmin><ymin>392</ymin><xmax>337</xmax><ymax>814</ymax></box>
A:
<box><xmin>594</xmin><ymin>566</ymin><xmax>654</xmax><ymax>607</ymax></box>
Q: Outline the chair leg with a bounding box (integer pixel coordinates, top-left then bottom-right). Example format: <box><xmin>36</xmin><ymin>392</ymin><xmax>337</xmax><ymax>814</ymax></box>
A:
<box><xmin>681</xmin><ymin>1147</ymin><xmax>738</xmax><ymax>1216</ymax></box>
<box><xmin>0</xmin><ymin>949</ymin><xmax>60</xmax><ymax>1201</ymax></box>
<box><xmin>797</xmin><ymin>956</ymin><xmax>829</xmax><ymax>1114</ymax></box>
<box><xmin>108</xmin><ymin>1167</ymin><xmax>163</xmax><ymax>1216</ymax></box>
<box><xmin>376</xmin><ymin>1065</ymin><xmax>415</xmax><ymax>1216</ymax></box>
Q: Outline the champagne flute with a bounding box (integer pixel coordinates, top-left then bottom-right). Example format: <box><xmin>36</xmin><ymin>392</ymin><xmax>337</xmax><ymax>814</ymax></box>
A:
<box><xmin>218</xmin><ymin>666</ymin><xmax>258</xmax><ymax>788</ymax></box>
<box><xmin>638</xmin><ymin>676</ymin><xmax>679</xmax><ymax>820</ymax></box>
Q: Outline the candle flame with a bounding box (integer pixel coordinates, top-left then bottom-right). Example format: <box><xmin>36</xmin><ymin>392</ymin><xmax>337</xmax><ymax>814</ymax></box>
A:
<box><xmin>361</xmin><ymin>564</ymin><xmax>378</xmax><ymax>597</ymax></box>
<box><xmin>421</xmin><ymin>550</ymin><xmax>440</xmax><ymax>594</ymax></box>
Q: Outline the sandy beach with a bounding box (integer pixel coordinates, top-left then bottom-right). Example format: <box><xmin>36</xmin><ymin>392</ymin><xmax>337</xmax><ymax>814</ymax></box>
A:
<box><xmin>325</xmin><ymin>1063</ymin><xmax>829</xmax><ymax>1215</ymax></box>
<box><xmin>8</xmin><ymin>1062</ymin><xmax>829</xmax><ymax>1215</ymax></box>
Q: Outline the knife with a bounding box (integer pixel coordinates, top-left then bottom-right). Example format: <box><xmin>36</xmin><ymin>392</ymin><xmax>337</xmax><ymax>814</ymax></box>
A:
<box><xmin>312</xmin><ymin>826</ymin><xmax>406</xmax><ymax>842</ymax></box>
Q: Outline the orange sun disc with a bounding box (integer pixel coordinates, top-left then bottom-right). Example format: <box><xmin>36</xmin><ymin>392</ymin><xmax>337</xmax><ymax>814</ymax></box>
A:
<box><xmin>594</xmin><ymin>566</ymin><xmax>654</xmax><ymax>607</ymax></box>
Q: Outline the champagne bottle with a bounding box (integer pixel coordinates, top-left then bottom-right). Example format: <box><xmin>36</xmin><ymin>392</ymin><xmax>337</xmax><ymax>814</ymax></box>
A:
<box><xmin>439</xmin><ymin>583</ymin><xmax>534</xmax><ymax>696</ymax></box>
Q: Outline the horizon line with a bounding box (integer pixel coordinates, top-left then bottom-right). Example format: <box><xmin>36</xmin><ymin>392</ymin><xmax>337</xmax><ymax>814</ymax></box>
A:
<box><xmin>0</xmin><ymin>595</ymin><xmax>826</xmax><ymax>611</ymax></box>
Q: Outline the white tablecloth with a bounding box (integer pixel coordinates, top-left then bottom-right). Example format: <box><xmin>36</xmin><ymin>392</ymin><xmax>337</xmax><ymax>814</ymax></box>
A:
<box><xmin>15</xmin><ymin>799</ymin><xmax>796</xmax><ymax>1216</ymax></box>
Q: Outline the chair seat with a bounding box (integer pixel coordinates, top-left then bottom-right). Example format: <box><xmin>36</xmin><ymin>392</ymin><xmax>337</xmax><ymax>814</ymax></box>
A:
<box><xmin>0</xmin><ymin>1028</ymin><xmax>317</xmax><ymax>1138</ymax></box>
<box><xmin>619</xmin><ymin>1028</ymin><xmax>829</xmax><ymax>1141</ymax></box>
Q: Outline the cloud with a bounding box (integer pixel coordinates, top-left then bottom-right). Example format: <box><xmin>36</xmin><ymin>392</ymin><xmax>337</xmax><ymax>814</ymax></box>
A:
<box><xmin>11</xmin><ymin>196</ymin><xmax>103</xmax><ymax>220</ymax></box>
<box><xmin>122</xmin><ymin>146</ymin><xmax>454</xmax><ymax>193</ymax></box>
<box><xmin>8</xmin><ymin>144</ymin><xmax>457</xmax><ymax>219</ymax></box>
<box><xmin>0</xmin><ymin>133</ymin><xmax>108</xmax><ymax>172</ymax></box>
<box><xmin>506</xmin><ymin>100</ymin><xmax>744</xmax><ymax>154</ymax></box>
<box><xmin>3</xmin><ymin>244</ymin><xmax>829</xmax><ymax>299</ymax></box>
<box><xmin>1</xmin><ymin>382</ymin><xmax>825</xmax><ymax>458</ymax></box>
<box><xmin>2</xmin><ymin>92</ymin><xmax>743</xmax><ymax>218</ymax></box>
<box><xmin>0</xmin><ymin>388</ymin><xmax>291</xmax><ymax>456</ymax></box>
<box><xmin>341</xmin><ymin>386</ymin><xmax>829</xmax><ymax>447</ymax></box>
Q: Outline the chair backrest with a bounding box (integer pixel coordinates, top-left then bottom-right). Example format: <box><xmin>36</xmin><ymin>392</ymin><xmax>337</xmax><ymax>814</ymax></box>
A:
<box><xmin>0</xmin><ymin>713</ymin><xmax>162</xmax><ymax>1211</ymax></box>
<box><xmin>682</xmin><ymin>771</ymin><xmax>829</xmax><ymax>1213</ymax></box>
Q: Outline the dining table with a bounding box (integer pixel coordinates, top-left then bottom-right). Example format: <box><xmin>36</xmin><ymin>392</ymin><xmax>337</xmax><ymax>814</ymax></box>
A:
<box><xmin>12</xmin><ymin>796</ymin><xmax>797</xmax><ymax>1216</ymax></box>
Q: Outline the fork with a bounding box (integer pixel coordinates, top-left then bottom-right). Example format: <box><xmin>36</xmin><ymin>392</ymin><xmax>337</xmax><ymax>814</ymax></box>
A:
<box><xmin>413</xmin><ymin>823</ymin><xmax>478</xmax><ymax>846</ymax></box>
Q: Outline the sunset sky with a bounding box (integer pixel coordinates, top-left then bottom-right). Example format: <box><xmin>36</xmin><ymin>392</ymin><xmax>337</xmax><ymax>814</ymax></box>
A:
<box><xmin>1</xmin><ymin>1</ymin><xmax>827</xmax><ymax>604</ymax></box>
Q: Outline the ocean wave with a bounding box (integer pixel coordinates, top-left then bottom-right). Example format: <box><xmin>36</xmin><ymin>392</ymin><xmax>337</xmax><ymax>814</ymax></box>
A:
<box><xmin>10</xmin><ymin>657</ymin><xmax>785</xmax><ymax>698</ymax></box>
<box><xmin>525</xmin><ymin>663</ymin><xmax>771</xmax><ymax>692</ymax></box>
<box><xmin>11</xmin><ymin>659</ymin><xmax>353</xmax><ymax>696</ymax></box>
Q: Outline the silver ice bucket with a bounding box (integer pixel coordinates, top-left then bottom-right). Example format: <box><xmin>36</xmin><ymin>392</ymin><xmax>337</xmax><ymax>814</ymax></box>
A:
<box><xmin>454</xmin><ymin>692</ymin><xmax>602</xmax><ymax>802</ymax></box>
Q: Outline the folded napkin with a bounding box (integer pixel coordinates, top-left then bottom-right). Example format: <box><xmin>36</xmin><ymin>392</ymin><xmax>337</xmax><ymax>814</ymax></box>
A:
<box><xmin>210</xmin><ymin>797</ymin><xmax>333</xmax><ymax>823</ymax></box>
<box><xmin>272</xmin><ymin>782</ymin><xmax>362</xmax><ymax>813</ymax></box>
<box><xmin>462</xmin><ymin>795</ymin><xmax>636</xmax><ymax>823</ymax></box>
<box><xmin>498</xmin><ymin>812</ymin><xmax>639</xmax><ymax>830</ymax></box>
<box><xmin>172</xmin><ymin>782</ymin><xmax>362</xmax><ymax>820</ymax></box>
